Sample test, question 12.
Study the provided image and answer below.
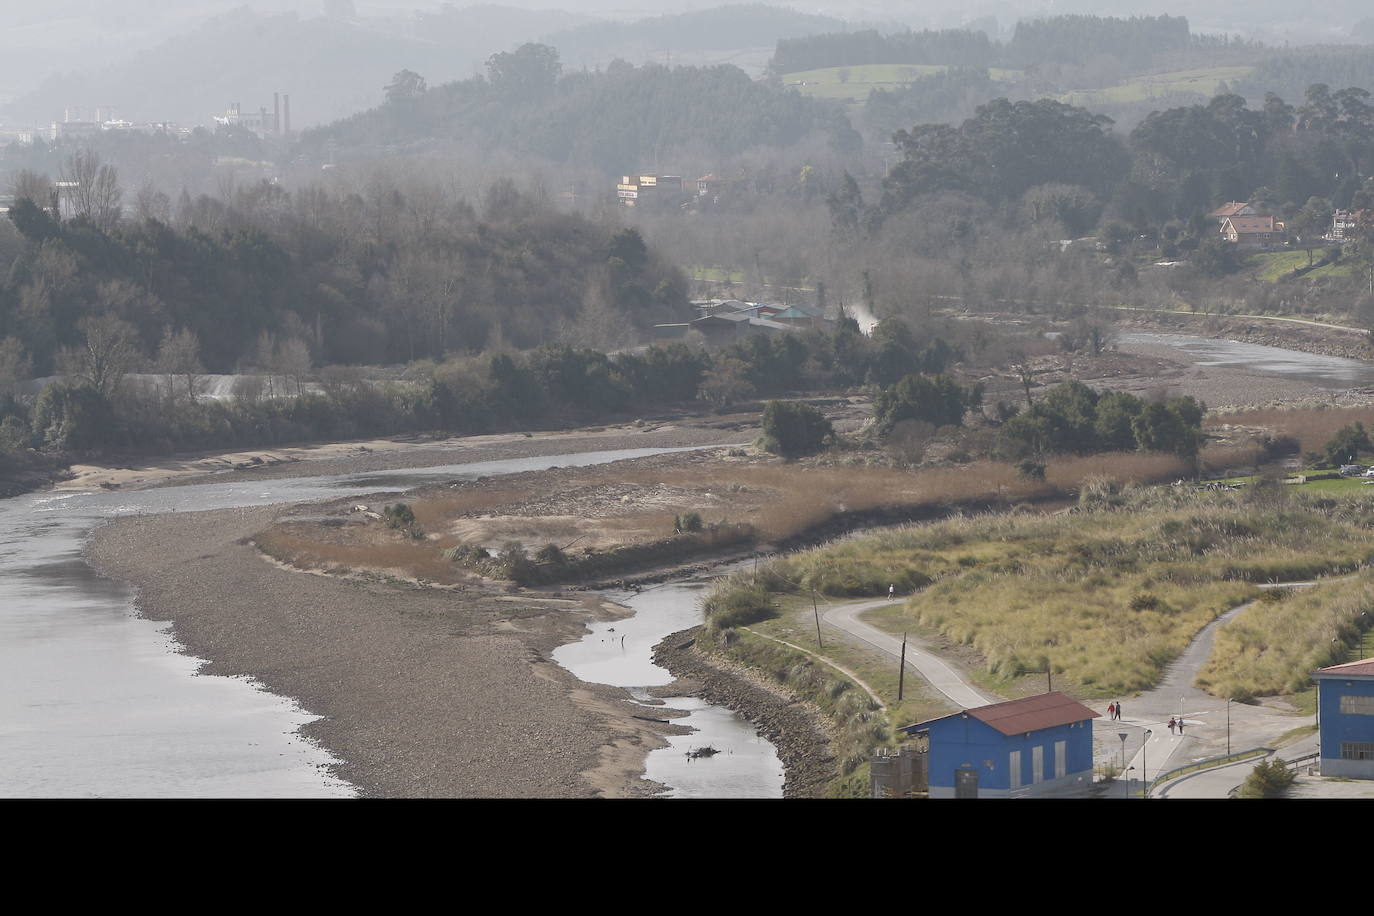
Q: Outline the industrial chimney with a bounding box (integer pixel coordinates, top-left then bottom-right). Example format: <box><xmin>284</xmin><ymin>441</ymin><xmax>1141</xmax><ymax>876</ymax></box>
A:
<box><xmin>283</xmin><ymin>94</ymin><xmax>291</xmax><ymax>135</ymax></box>
<box><xmin>274</xmin><ymin>92</ymin><xmax>280</xmax><ymax>134</ymax></box>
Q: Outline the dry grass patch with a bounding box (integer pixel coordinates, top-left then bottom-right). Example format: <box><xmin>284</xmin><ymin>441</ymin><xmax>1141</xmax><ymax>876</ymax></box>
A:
<box><xmin>1212</xmin><ymin>406</ymin><xmax>1374</xmax><ymax>455</ymax></box>
<box><xmin>1197</xmin><ymin>574</ymin><xmax>1374</xmax><ymax>700</ymax></box>
<box><xmin>708</xmin><ymin>487</ymin><xmax>1374</xmax><ymax>698</ymax></box>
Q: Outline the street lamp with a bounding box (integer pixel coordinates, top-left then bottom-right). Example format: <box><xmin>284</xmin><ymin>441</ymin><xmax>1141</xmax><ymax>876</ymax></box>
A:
<box><xmin>1227</xmin><ymin>698</ymin><xmax>1234</xmax><ymax>756</ymax></box>
<box><xmin>1126</xmin><ymin>765</ymin><xmax>1135</xmax><ymax>799</ymax></box>
<box><xmin>1142</xmin><ymin>729</ymin><xmax>1152</xmax><ymax>799</ymax></box>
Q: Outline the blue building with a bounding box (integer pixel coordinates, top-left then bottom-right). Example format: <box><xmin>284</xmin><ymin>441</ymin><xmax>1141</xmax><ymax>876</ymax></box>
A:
<box><xmin>1312</xmin><ymin>656</ymin><xmax>1374</xmax><ymax>779</ymax></box>
<box><xmin>901</xmin><ymin>692</ymin><xmax>1099</xmax><ymax>798</ymax></box>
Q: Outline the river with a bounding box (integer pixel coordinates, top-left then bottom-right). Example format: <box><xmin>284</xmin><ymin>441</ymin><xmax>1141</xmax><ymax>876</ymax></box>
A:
<box><xmin>1117</xmin><ymin>331</ymin><xmax>1374</xmax><ymax>388</ymax></box>
<box><xmin>0</xmin><ymin>444</ymin><xmax>780</xmax><ymax>798</ymax></box>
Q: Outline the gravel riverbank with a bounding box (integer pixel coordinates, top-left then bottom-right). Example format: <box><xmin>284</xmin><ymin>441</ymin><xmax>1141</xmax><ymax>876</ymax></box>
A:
<box><xmin>87</xmin><ymin>503</ymin><xmax>687</xmax><ymax>797</ymax></box>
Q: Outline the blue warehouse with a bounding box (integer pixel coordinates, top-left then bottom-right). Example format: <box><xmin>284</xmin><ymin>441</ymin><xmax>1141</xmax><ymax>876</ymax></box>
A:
<box><xmin>1312</xmin><ymin>656</ymin><xmax>1374</xmax><ymax>779</ymax></box>
<box><xmin>901</xmin><ymin>692</ymin><xmax>1099</xmax><ymax>798</ymax></box>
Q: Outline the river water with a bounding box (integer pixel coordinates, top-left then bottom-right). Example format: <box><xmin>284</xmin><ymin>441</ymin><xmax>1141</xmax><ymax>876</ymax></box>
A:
<box><xmin>0</xmin><ymin>444</ymin><xmax>776</xmax><ymax>798</ymax></box>
<box><xmin>553</xmin><ymin>578</ymin><xmax>785</xmax><ymax>798</ymax></box>
<box><xmin>1117</xmin><ymin>331</ymin><xmax>1374</xmax><ymax>388</ymax></box>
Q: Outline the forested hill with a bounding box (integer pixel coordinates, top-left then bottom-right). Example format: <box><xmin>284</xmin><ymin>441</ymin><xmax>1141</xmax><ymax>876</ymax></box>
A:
<box><xmin>301</xmin><ymin>52</ymin><xmax>861</xmax><ymax>175</ymax></box>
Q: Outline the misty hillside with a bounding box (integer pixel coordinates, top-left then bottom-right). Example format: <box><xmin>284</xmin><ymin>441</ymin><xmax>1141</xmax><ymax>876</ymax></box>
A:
<box><xmin>544</xmin><ymin>4</ymin><xmax>858</xmax><ymax>74</ymax></box>
<box><xmin>301</xmin><ymin>56</ymin><xmax>861</xmax><ymax>176</ymax></box>
<box><xmin>0</xmin><ymin>5</ymin><xmax>589</xmax><ymax>129</ymax></box>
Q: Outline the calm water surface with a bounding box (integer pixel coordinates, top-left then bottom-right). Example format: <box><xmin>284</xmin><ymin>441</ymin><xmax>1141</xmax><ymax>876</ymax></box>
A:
<box><xmin>0</xmin><ymin>445</ymin><xmax>715</xmax><ymax>797</ymax></box>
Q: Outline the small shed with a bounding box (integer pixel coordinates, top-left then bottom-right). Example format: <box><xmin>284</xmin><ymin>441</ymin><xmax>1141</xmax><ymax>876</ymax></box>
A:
<box><xmin>900</xmin><ymin>692</ymin><xmax>1099</xmax><ymax>798</ymax></box>
<box><xmin>1313</xmin><ymin>656</ymin><xmax>1374</xmax><ymax>779</ymax></box>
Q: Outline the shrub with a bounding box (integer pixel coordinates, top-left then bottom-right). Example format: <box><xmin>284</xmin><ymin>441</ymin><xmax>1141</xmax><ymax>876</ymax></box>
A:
<box><xmin>761</xmin><ymin>400</ymin><xmax>833</xmax><ymax>458</ymax></box>
<box><xmin>1237</xmin><ymin>758</ymin><xmax>1294</xmax><ymax>798</ymax></box>
<box><xmin>534</xmin><ymin>543</ymin><xmax>568</xmax><ymax>565</ymax></box>
<box><xmin>674</xmin><ymin>511</ymin><xmax>703</xmax><ymax>534</ymax></box>
<box><xmin>383</xmin><ymin>502</ymin><xmax>424</xmax><ymax>539</ymax></box>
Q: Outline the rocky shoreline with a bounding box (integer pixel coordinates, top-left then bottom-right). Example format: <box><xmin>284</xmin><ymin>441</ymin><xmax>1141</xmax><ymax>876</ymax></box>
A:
<box><xmin>653</xmin><ymin>626</ymin><xmax>837</xmax><ymax>799</ymax></box>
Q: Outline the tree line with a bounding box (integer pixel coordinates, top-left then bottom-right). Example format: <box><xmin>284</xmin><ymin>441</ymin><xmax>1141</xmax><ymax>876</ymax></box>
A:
<box><xmin>769</xmin><ymin>14</ymin><xmax>1192</xmax><ymax>75</ymax></box>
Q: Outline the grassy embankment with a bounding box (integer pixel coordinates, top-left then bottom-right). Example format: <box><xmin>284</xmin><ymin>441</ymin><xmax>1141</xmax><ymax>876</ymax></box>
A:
<box><xmin>702</xmin><ymin>485</ymin><xmax>1374</xmax><ymax>711</ymax></box>
<box><xmin>1249</xmin><ymin>250</ymin><xmax>1353</xmax><ymax>284</ymax></box>
<box><xmin>781</xmin><ymin>64</ymin><xmax>1019</xmax><ymax>103</ymax></box>
<box><xmin>1198</xmin><ymin>572</ymin><xmax>1374</xmax><ymax>701</ymax></box>
<box><xmin>1059</xmin><ymin>65</ymin><xmax>1254</xmax><ymax>107</ymax></box>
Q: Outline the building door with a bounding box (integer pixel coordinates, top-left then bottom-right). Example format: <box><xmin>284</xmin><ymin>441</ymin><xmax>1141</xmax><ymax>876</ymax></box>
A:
<box><xmin>1009</xmin><ymin>750</ymin><xmax>1022</xmax><ymax>789</ymax></box>
<box><xmin>955</xmin><ymin>768</ymin><xmax>978</xmax><ymax>798</ymax></box>
<box><xmin>1055</xmin><ymin>740</ymin><xmax>1067</xmax><ymax>779</ymax></box>
<box><xmin>1032</xmin><ymin>746</ymin><xmax>1044</xmax><ymax>784</ymax></box>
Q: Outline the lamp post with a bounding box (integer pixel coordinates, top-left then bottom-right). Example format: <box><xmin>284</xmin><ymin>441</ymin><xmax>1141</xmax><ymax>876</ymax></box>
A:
<box><xmin>1126</xmin><ymin>765</ymin><xmax>1135</xmax><ymax>798</ymax></box>
<box><xmin>1141</xmin><ymin>742</ymin><xmax>1149</xmax><ymax>798</ymax></box>
<box><xmin>1227</xmin><ymin>698</ymin><xmax>1233</xmax><ymax>756</ymax></box>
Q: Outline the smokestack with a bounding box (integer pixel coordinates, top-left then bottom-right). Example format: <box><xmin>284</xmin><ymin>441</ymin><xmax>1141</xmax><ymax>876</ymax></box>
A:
<box><xmin>283</xmin><ymin>94</ymin><xmax>291</xmax><ymax>135</ymax></box>
<box><xmin>274</xmin><ymin>93</ymin><xmax>280</xmax><ymax>134</ymax></box>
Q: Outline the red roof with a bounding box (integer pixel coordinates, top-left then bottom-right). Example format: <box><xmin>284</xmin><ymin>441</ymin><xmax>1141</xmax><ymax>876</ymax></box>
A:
<box><xmin>1223</xmin><ymin>216</ymin><xmax>1280</xmax><ymax>234</ymax></box>
<box><xmin>905</xmin><ymin>691</ymin><xmax>1099</xmax><ymax>736</ymax></box>
<box><xmin>1209</xmin><ymin>201</ymin><xmax>1251</xmax><ymax>219</ymax></box>
<box><xmin>966</xmin><ymin>692</ymin><xmax>1100</xmax><ymax>735</ymax></box>
<box><xmin>1314</xmin><ymin>657</ymin><xmax>1374</xmax><ymax>678</ymax></box>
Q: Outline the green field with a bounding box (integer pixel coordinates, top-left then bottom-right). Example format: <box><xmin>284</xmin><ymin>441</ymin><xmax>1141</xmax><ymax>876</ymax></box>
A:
<box><xmin>1060</xmin><ymin>65</ymin><xmax>1255</xmax><ymax>107</ymax></box>
<box><xmin>1250</xmin><ymin>249</ymin><xmax>1353</xmax><ymax>283</ymax></box>
<box><xmin>782</xmin><ymin>64</ymin><xmax>1019</xmax><ymax>103</ymax></box>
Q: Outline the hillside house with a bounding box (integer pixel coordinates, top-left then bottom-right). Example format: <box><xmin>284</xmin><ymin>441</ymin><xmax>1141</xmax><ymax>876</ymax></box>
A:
<box><xmin>1330</xmin><ymin>209</ymin><xmax>1369</xmax><ymax>241</ymax></box>
<box><xmin>900</xmin><ymin>692</ymin><xmax>1099</xmax><ymax>798</ymax></box>
<box><xmin>1221</xmin><ymin>215</ymin><xmax>1285</xmax><ymax>249</ymax></box>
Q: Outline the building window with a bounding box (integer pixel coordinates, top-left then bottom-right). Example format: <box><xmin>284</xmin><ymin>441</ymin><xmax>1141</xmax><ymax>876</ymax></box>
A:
<box><xmin>1341</xmin><ymin>742</ymin><xmax>1374</xmax><ymax>761</ymax></box>
<box><xmin>1339</xmin><ymin>695</ymin><xmax>1374</xmax><ymax>716</ymax></box>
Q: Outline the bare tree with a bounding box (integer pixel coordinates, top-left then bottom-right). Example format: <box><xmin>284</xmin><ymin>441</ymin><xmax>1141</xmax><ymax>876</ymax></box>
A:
<box><xmin>133</xmin><ymin>182</ymin><xmax>172</xmax><ymax>223</ymax></box>
<box><xmin>57</xmin><ymin>314</ymin><xmax>140</xmax><ymax>397</ymax></box>
<box><xmin>155</xmin><ymin>327</ymin><xmax>205</xmax><ymax>403</ymax></box>
<box><xmin>60</xmin><ymin>148</ymin><xmax>122</xmax><ymax>231</ymax></box>
<box><xmin>7</xmin><ymin>170</ymin><xmax>52</xmax><ymax>207</ymax></box>
<box><xmin>0</xmin><ymin>337</ymin><xmax>33</xmax><ymax>399</ymax></box>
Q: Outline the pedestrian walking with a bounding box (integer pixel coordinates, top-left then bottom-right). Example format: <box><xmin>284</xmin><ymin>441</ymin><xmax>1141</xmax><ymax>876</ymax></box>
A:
<box><xmin>888</xmin><ymin>583</ymin><xmax>895</xmax><ymax>599</ymax></box>
<box><xmin>1116</xmin><ymin>701</ymin><xmax>1123</xmax><ymax>721</ymax></box>
<box><xmin>1177</xmin><ymin>717</ymin><xmax>1184</xmax><ymax>735</ymax></box>
<box><xmin>1168</xmin><ymin>717</ymin><xmax>1176</xmax><ymax>734</ymax></box>
<box><xmin>1107</xmin><ymin>702</ymin><xmax>1116</xmax><ymax>720</ymax></box>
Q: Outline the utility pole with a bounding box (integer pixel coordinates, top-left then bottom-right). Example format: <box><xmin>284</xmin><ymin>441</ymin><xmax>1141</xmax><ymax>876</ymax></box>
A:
<box><xmin>811</xmin><ymin>588</ymin><xmax>823</xmax><ymax>649</ymax></box>
<box><xmin>898</xmin><ymin>632</ymin><xmax>907</xmax><ymax>701</ymax></box>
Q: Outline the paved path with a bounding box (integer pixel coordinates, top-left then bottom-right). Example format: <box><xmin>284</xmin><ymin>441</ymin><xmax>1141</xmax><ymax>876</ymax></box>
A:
<box><xmin>1117</xmin><ymin>579</ymin><xmax>1343</xmax><ymax>794</ymax></box>
<box><xmin>818</xmin><ymin>598</ymin><xmax>997</xmax><ymax>710</ymax></box>
<box><xmin>1106</xmin><ymin>305</ymin><xmax>1367</xmax><ymax>335</ymax></box>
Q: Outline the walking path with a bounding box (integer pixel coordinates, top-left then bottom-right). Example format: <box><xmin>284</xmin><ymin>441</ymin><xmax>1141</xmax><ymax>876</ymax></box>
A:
<box><xmin>1107</xmin><ymin>305</ymin><xmax>1367</xmax><ymax>335</ymax></box>
<box><xmin>739</xmin><ymin>626</ymin><xmax>887</xmax><ymax>710</ymax></box>
<box><xmin>818</xmin><ymin>598</ymin><xmax>997</xmax><ymax>710</ymax></box>
<box><xmin>1115</xmin><ymin>579</ymin><xmax>1343</xmax><ymax>795</ymax></box>
<box><xmin>817</xmin><ymin>577</ymin><xmax>1341</xmax><ymax>797</ymax></box>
